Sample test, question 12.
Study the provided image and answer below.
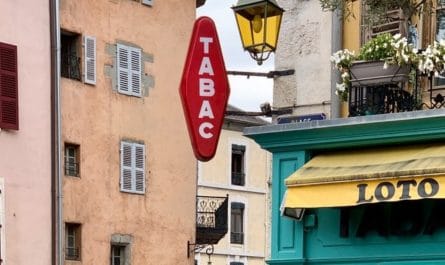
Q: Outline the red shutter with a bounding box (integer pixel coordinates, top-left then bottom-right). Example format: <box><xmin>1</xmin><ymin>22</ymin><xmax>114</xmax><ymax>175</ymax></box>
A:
<box><xmin>0</xmin><ymin>42</ymin><xmax>18</xmax><ymax>130</ymax></box>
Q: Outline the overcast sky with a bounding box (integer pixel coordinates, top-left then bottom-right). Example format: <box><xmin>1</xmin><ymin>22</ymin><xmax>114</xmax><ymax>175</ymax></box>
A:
<box><xmin>196</xmin><ymin>0</ymin><xmax>274</xmax><ymax>111</ymax></box>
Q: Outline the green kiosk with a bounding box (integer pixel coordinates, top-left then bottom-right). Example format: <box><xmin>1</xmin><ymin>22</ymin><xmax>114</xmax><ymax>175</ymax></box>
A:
<box><xmin>245</xmin><ymin>110</ymin><xmax>445</xmax><ymax>265</ymax></box>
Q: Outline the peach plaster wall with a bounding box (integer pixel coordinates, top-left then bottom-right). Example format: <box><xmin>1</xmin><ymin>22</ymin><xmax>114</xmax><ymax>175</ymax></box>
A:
<box><xmin>60</xmin><ymin>0</ymin><xmax>196</xmax><ymax>265</ymax></box>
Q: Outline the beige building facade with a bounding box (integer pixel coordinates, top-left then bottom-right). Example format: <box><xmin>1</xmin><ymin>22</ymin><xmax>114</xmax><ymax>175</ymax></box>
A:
<box><xmin>196</xmin><ymin>107</ymin><xmax>270</xmax><ymax>265</ymax></box>
<box><xmin>60</xmin><ymin>0</ymin><xmax>198</xmax><ymax>264</ymax></box>
<box><xmin>274</xmin><ymin>0</ymin><xmax>335</xmax><ymax>118</ymax></box>
<box><xmin>0</xmin><ymin>1</ymin><xmax>52</xmax><ymax>264</ymax></box>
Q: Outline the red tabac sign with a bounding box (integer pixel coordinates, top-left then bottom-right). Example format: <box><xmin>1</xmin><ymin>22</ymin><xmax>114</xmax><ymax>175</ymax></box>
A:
<box><xmin>180</xmin><ymin>17</ymin><xmax>230</xmax><ymax>162</ymax></box>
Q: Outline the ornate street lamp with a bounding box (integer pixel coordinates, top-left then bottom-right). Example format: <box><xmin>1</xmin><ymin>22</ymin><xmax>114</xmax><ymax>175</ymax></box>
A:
<box><xmin>232</xmin><ymin>0</ymin><xmax>284</xmax><ymax>65</ymax></box>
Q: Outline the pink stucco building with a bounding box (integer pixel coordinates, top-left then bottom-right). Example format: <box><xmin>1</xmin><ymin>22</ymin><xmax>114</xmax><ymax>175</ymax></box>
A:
<box><xmin>0</xmin><ymin>1</ymin><xmax>52</xmax><ymax>264</ymax></box>
<box><xmin>0</xmin><ymin>1</ymin><xmax>204</xmax><ymax>264</ymax></box>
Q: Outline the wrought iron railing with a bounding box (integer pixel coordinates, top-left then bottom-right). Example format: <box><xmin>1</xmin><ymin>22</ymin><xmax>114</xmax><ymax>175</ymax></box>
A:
<box><xmin>61</xmin><ymin>52</ymin><xmax>81</xmax><ymax>81</ymax></box>
<box><xmin>195</xmin><ymin>195</ymin><xmax>228</xmax><ymax>245</ymax></box>
<box><xmin>65</xmin><ymin>247</ymin><xmax>80</xmax><ymax>260</ymax></box>
<box><xmin>230</xmin><ymin>232</ymin><xmax>244</xmax><ymax>244</ymax></box>
<box><xmin>65</xmin><ymin>160</ymin><xmax>79</xmax><ymax>176</ymax></box>
<box><xmin>347</xmin><ymin>67</ymin><xmax>445</xmax><ymax>117</ymax></box>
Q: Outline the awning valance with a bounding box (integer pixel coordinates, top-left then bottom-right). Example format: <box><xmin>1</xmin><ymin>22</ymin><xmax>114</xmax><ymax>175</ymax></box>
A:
<box><xmin>284</xmin><ymin>144</ymin><xmax>445</xmax><ymax>209</ymax></box>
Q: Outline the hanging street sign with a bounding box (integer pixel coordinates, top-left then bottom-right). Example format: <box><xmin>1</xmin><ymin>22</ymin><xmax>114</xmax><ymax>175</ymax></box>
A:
<box><xmin>179</xmin><ymin>17</ymin><xmax>230</xmax><ymax>162</ymax></box>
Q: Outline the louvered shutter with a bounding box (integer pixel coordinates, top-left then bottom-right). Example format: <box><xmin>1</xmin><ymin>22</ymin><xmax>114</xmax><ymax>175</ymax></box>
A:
<box><xmin>130</xmin><ymin>48</ymin><xmax>142</xmax><ymax>96</ymax></box>
<box><xmin>0</xmin><ymin>42</ymin><xmax>18</xmax><ymax>130</ymax></box>
<box><xmin>117</xmin><ymin>44</ymin><xmax>142</xmax><ymax>97</ymax></box>
<box><xmin>142</xmin><ymin>0</ymin><xmax>153</xmax><ymax>6</ymax></box>
<box><xmin>121</xmin><ymin>142</ymin><xmax>133</xmax><ymax>192</ymax></box>
<box><xmin>84</xmin><ymin>36</ymin><xmax>96</xmax><ymax>85</ymax></box>
<box><xmin>120</xmin><ymin>141</ymin><xmax>145</xmax><ymax>194</ymax></box>
<box><xmin>371</xmin><ymin>9</ymin><xmax>403</xmax><ymax>38</ymax></box>
<box><xmin>134</xmin><ymin>143</ymin><xmax>145</xmax><ymax>193</ymax></box>
<box><xmin>117</xmin><ymin>44</ymin><xmax>130</xmax><ymax>94</ymax></box>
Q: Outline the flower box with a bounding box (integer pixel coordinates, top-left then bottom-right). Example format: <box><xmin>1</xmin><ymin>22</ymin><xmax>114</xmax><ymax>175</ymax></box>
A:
<box><xmin>349</xmin><ymin>60</ymin><xmax>410</xmax><ymax>86</ymax></box>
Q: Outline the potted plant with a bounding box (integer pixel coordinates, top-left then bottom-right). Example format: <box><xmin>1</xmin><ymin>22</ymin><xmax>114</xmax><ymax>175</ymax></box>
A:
<box><xmin>350</xmin><ymin>33</ymin><xmax>415</xmax><ymax>86</ymax></box>
<box><xmin>331</xmin><ymin>33</ymin><xmax>417</xmax><ymax>101</ymax></box>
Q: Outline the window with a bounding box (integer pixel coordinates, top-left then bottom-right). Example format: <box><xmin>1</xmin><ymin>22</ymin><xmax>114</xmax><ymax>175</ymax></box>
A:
<box><xmin>339</xmin><ymin>200</ymin><xmax>445</xmax><ymax>238</ymax></box>
<box><xmin>230</xmin><ymin>202</ymin><xmax>244</xmax><ymax>244</ymax></box>
<box><xmin>117</xmin><ymin>44</ymin><xmax>142</xmax><ymax>97</ymax></box>
<box><xmin>65</xmin><ymin>143</ymin><xmax>80</xmax><ymax>177</ymax></box>
<box><xmin>435</xmin><ymin>0</ymin><xmax>445</xmax><ymax>87</ymax></box>
<box><xmin>111</xmin><ymin>245</ymin><xmax>125</xmax><ymax>265</ymax></box>
<box><xmin>110</xmin><ymin>234</ymin><xmax>132</xmax><ymax>265</ymax></box>
<box><xmin>61</xmin><ymin>31</ymin><xmax>81</xmax><ymax>81</ymax></box>
<box><xmin>120</xmin><ymin>141</ymin><xmax>145</xmax><ymax>194</ymax></box>
<box><xmin>231</xmin><ymin>144</ymin><xmax>245</xmax><ymax>186</ymax></box>
<box><xmin>0</xmin><ymin>42</ymin><xmax>18</xmax><ymax>130</ymax></box>
<box><xmin>65</xmin><ymin>223</ymin><xmax>81</xmax><ymax>260</ymax></box>
<box><xmin>61</xmin><ymin>31</ymin><xmax>96</xmax><ymax>84</ymax></box>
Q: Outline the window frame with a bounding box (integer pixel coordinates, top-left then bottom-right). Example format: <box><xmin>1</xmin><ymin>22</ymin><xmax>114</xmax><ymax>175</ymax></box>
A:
<box><xmin>120</xmin><ymin>141</ymin><xmax>146</xmax><ymax>194</ymax></box>
<box><xmin>60</xmin><ymin>31</ymin><xmax>82</xmax><ymax>81</ymax></box>
<box><xmin>65</xmin><ymin>143</ymin><xmax>80</xmax><ymax>177</ymax></box>
<box><xmin>230</xmin><ymin>202</ymin><xmax>245</xmax><ymax>245</ymax></box>
<box><xmin>111</xmin><ymin>244</ymin><xmax>126</xmax><ymax>265</ymax></box>
<box><xmin>65</xmin><ymin>223</ymin><xmax>81</xmax><ymax>261</ymax></box>
<box><xmin>231</xmin><ymin>144</ymin><xmax>246</xmax><ymax>187</ymax></box>
<box><xmin>116</xmin><ymin>44</ymin><xmax>142</xmax><ymax>97</ymax></box>
<box><xmin>110</xmin><ymin>234</ymin><xmax>132</xmax><ymax>265</ymax></box>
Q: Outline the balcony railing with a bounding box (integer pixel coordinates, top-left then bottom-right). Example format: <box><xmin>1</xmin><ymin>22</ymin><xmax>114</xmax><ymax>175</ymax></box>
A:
<box><xmin>61</xmin><ymin>52</ymin><xmax>81</xmax><ymax>81</ymax></box>
<box><xmin>195</xmin><ymin>195</ymin><xmax>228</xmax><ymax>245</ymax></box>
<box><xmin>65</xmin><ymin>161</ymin><xmax>79</xmax><ymax>176</ymax></box>
<box><xmin>347</xmin><ymin>65</ymin><xmax>445</xmax><ymax>117</ymax></box>
<box><xmin>65</xmin><ymin>247</ymin><xmax>80</xmax><ymax>260</ymax></box>
<box><xmin>230</xmin><ymin>232</ymin><xmax>244</xmax><ymax>244</ymax></box>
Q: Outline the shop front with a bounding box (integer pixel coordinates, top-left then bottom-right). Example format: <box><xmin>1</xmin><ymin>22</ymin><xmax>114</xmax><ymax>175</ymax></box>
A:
<box><xmin>245</xmin><ymin>110</ymin><xmax>445</xmax><ymax>265</ymax></box>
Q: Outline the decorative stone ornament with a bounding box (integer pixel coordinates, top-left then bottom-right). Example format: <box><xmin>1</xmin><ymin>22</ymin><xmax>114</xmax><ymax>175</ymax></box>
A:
<box><xmin>179</xmin><ymin>17</ymin><xmax>230</xmax><ymax>162</ymax></box>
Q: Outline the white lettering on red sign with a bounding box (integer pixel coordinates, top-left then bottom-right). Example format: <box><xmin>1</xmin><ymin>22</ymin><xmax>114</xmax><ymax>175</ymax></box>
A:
<box><xmin>198</xmin><ymin>37</ymin><xmax>216</xmax><ymax>139</ymax></box>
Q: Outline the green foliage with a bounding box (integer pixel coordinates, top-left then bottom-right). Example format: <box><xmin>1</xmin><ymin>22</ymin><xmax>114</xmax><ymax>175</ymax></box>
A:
<box><xmin>357</xmin><ymin>33</ymin><xmax>395</xmax><ymax>61</ymax></box>
<box><xmin>318</xmin><ymin>0</ymin><xmax>429</xmax><ymax>26</ymax></box>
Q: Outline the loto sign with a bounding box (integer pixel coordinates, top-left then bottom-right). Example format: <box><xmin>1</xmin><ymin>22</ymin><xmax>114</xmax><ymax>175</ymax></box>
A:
<box><xmin>179</xmin><ymin>17</ymin><xmax>230</xmax><ymax>162</ymax></box>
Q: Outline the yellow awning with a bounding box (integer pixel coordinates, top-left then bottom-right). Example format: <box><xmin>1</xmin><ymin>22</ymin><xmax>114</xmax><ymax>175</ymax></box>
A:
<box><xmin>284</xmin><ymin>144</ymin><xmax>445</xmax><ymax>208</ymax></box>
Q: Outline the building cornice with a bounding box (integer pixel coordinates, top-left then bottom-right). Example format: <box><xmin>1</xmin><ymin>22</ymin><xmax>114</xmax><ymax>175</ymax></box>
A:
<box><xmin>244</xmin><ymin>109</ymin><xmax>445</xmax><ymax>152</ymax></box>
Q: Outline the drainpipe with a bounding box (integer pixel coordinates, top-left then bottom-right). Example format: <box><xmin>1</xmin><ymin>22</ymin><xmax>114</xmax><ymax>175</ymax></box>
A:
<box><xmin>50</xmin><ymin>0</ymin><xmax>62</xmax><ymax>264</ymax></box>
<box><xmin>330</xmin><ymin>9</ymin><xmax>343</xmax><ymax>119</ymax></box>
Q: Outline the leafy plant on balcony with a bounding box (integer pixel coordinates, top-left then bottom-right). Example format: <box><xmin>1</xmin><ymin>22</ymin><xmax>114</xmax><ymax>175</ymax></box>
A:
<box><xmin>331</xmin><ymin>33</ymin><xmax>417</xmax><ymax>101</ymax></box>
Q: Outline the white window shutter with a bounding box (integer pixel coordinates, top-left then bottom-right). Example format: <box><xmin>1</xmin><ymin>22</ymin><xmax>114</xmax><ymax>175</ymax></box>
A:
<box><xmin>120</xmin><ymin>141</ymin><xmax>145</xmax><ymax>194</ymax></box>
<box><xmin>130</xmin><ymin>48</ymin><xmax>142</xmax><ymax>96</ymax></box>
<box><xmin>84</xmin><ymin>36</ymin><xmax>96</xmax><ymax>85</ymax></box>
<box><xmin>117</xmin><ymin>44</ymin><xmax>130</xmax><ymax>94</ymax></box>
<box><xmin>142</xmin><ymin>0</ymin><xmax>153</xmax><ymax>6</ymax></box>
<box><xmin>117</xmin><ymin>44</ymin><xmax>142</xmax><ymax>97</ymax></box>
<box><xmin>134</xmin><ymin>144</ymin><xmax>145</xmax><ymax>193</ymax></box>
<box><xmin>120</xmin><ymin>142</ymin><xmax>133</xmax><ymax>192</ymax></box>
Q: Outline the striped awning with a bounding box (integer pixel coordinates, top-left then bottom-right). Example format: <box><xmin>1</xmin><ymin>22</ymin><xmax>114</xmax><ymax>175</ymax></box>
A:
<box><xmin>284</xmin><ymin>144</ymin><xmax>445</xmax><ymax>209</ymax></box>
